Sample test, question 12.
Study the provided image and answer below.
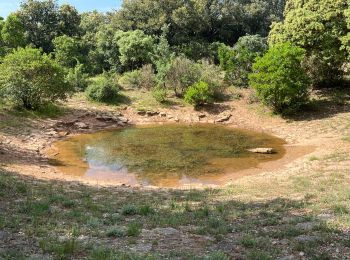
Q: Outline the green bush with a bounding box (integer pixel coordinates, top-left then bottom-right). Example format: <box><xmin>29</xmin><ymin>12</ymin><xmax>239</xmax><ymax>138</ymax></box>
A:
<box><xmin>218</xmin><ymin>35</ymin><xmax>267</xmax><ymax>87</ymax></box>
<box><xmin>85</xmin><ymin>76</ymin><xmax>119</xmax><ymax>103</ymax></box>
<box><xmin>119</xmin><ymin>64</ymin><xmax>156</xmax><ymax>90</ymax></box>
<box><xmin>0</xmin><ymin>47</ymin><xmax>73</xmax><ymax>110</ymax></box>
<box><xmin>248</xmin><ymin>42</ymin><xmax>310</xmax><ymax>113</ymax></box>
<box><xmin>184</xmin><ymin>81</ymin><xmax>214</xmax><ymax>107</ymax></box>
<box><xmin>66</xmin><ymin>63</ymin><xmax>89</xmax><ymax>92</ymax></box>
<box><xmin>152</xmin><ymin>85</ymin><xmax>167</xmax><ymax>103</ymax></box>
<box><xmin>165</xmin><ymin>56</ymin><xmax>201</xmax><ymax>97</ymax></box>
<box><xmin>199</xmin><ymin>61</ymin><xmax>225</xmax><ymax>99</ymax></box>
<box><xmin>118</xmin><ymin>70</ymin><xmax>141</xmax><ymax>89</ymax></box>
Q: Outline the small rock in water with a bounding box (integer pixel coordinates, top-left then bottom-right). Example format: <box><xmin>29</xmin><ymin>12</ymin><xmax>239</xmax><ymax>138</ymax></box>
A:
<box><xmin>248</xmin><ymin>148</ymin><xmax>276</xmax><ymax>154</ymax></box>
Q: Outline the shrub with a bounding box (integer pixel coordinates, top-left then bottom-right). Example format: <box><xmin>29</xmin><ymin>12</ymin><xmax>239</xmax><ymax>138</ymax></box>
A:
<box><xmin>184</xmin><ymin>81</ymin><xmax>214</xmax><ymax>107</ymax></box>
<box><xmin>139</xmin><ymin>64</ymin><xmax>156</xmax><ymax>90</ymax></box>
<box><xmin>121</xmin><ymin>204</ymin><xmax>137</xmax><ymax>215</ymax></box>
<box><xmin>218</xmin><ymin>35</ymin><xmax>267</xmax><ymax>87</ymax></box>
<box><xmin>165</xmin><ymin>56</ymin><xmax>201</xmax><ymax>97</ymax></box>
<box><xmin>126</xmin><ymin>222</ymin><xmax>142</xmax><ymax>237</ymax></box>
<box><xmin>0</xmin><ymin>47</ymin><xmax>73</xmax><ymax>110</ymax></box>
<box><xmin>248</xmin><ymin>42</ymin><xmax>310</xmax><ymax>113</ymax></box>
<box><xmin>118</xmin><ymin>70</ymin><xmax>141</xmax><ymax>89</ymax></box>
<box><xmin>152</xmin><ymin>85</ymin><xmax>167</xmax><ymax>103</ymax></box>
<box><xmin>85</xmin><ymin>75</ymin><xmax>119</xmax><ymax>103</ymax></box>
<box><xmin>106</xmin><ymin>227</ymin><xmax>125</xmax><ymax>238</ymax></box>
<box><xmin>66</xmin><ymin>63</ymin><xmax>89</xmax><ymax>92</ymax></box>
<box><xmin>199</xmin><ymin>61</ymin><xmax>225</xmax><ymax>99</ymax></box>
<box><xmin>119</xmin><ymin>64</ymin><xmax>156</xmax><ymax>90</ymax></box>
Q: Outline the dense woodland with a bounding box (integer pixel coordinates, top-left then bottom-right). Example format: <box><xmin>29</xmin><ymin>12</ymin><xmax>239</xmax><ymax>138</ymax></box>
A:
<box><xmin>0</xmin><ymin>0</ymin><xmax>349</xmax><ymax>113</ymax></box>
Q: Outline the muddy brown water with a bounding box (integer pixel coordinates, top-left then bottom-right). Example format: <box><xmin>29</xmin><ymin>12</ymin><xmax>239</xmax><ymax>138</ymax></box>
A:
<box><xmin>46</xmin><ymin>124</ymin><xmax>296</xmax><ymax>187</ymax></box>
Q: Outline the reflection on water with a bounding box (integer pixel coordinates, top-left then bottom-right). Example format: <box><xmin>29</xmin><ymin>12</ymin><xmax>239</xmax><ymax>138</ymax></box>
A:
<box><xmin>48</xmin><ymin>124</ymin><xmax>286</xmax><ymax>187</ymax></box>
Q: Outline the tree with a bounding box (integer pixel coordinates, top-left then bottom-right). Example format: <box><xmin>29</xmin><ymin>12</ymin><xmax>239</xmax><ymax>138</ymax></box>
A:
<box><xmin>18</xmin><ymin>0</ymin><xmax>60</xmax><ymax>52</ymax></box>
<box><xmin>269</xmin><ymin>0</ymin><xmax>348</xmax><ymax>86</ymax></box>
<box><xmin>1</xmin><ymin>14</ymin><xmax>26</xmax><ymax>49</ymax></box>
<box><xmin>219</xmin><ymin>35</ymin><xmax>267</xmax><ymax>87</ymax></box>
<box><xmin>115</xmin><ymin>30</ymin><xmax>155</xmax><ymax>70</ymax></box>
<box><xmin>0</xmin><ymin>47</ymin><xmax>73</xmax><ymax>109</ymax></box>
<box><xmin>53</xmin><ymin>35</ymin><xmax>81</xmax><ymax>68</ymax></box>
<box><xmin>151</xmin><ymin>25</ymin><xmax>175</xmax><ymax>86</ymax></box>
<box><xmin>95</xmin><ymin>25</ymin><xmax>121</xmax><ymax>72</ymax></box>
<box><xmin>79</xmin><ymin>11</ymin><xmax>109</xmax><ymax>74</ymax></box>
<box><xmin>59</xmin><ymin>4</ymin><xmax>81</xmax><ymax>37</ymax></box>
<box><xmin>249</xmin><ymin>42</ymin><xmax>310</xmax><ymax>113</ymax></box>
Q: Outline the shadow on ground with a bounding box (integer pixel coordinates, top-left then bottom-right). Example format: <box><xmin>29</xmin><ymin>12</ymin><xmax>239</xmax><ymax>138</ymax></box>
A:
<box><xmin>285</xmin><ymin>87</ymin><xmax>350</xmax><ymax>121</ymax></box>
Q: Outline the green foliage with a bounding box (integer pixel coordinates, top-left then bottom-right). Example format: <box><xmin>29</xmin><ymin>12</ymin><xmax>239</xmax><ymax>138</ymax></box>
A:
<box><xmin>118</xmin><ymin>70</ymin><xmax>141</xmax><ymax>89</ymax></box>
<box><xmin>126</xmin><ymin>222</ymin><xmax>142</xmax><ymax>237</ymax></box>
<box><xmin>58</xmin><ymin>4</ymin><xmax>81</xmax><ymax>36</ymax></box>
<box><xmin>121</xmin><ymin>204</ymin><xmax>138</xmax><ymax>215</ymax></box>
<box><xmin>119</xmin><ymin>64</ymin><xmax>157</xmax><ymax>90</ymax></box>
<box><xmin>106</xmin><ymin>227</ymin><xmax>126</xmax><ymax>238</ymax></box>
<box><xmin>86</xmin><ymin>75</ymin><xmax>119</xmax><ymax>103</ymax></box>
<box><xmin>1</xmin><ymin>14</ymin><xmax>26</xmax><ymax>49</ymax></box>
<box><xmin>115</xmin><ymin>30</ymin><xmax>155</xmax><ymax>70</ymax></box>
<box><xmin>218</xmin><ymin>35</ymin><xmax>267</xmax><ymax>87</ymax></box>
<box><xmin>249</xmin><ymin>42</ymin><xmax>310</xmax><ymax>113</ymax></box>
<box><xmin>152</xmin><ymin>24</ymin><xmax>175</xmax><ymax>86</ymax></box>
<box><xmin>66</xmin><ymin>63</ymin><xmax>89</xmax><ymax>91</ymax></box>
<box><xmin>95</xmin><ymin>25</ymin><xmax>121</xmax><ymax>72</ymax></box>
<box><xmin>0</xmin><ymin>47</ymin><xmax>72</xmax><ymax>110</ymax></box>
<box><xmin>53</xmin><ymin>35</ymin><xmax>81</xmax><ymax>68</ymax></box>
<box><xmin>18</xmin><ymin>0</ymin><xmax>81</xmax><ymax>52</ymax></box>
<box><xmin>184</xmin><ymin>81</ymin><xmax>214</xmax><ymax>107</ymax></box>
<box><xmin>152</xmin><ymin>85</ymin><xmax>167</xmax><ymax>103</ymax></box>
<box><xmin>199</xmin><ymin>61</ymin><xmax>224</xmax><ymax>99</ymax></box>
<box><xmin>165</xmin><ymin>56</ymin><xmax>201</xmax><ymax>97</ymax></box>
<box><xmin>113</xmin><ymin>0</ymin><xmax>285</xmax><ymax>47</ymax></box>
<box><xmin>269</xmin><ymin>0</ymin><xmax>348</xmax><ymax>86</ymax></box>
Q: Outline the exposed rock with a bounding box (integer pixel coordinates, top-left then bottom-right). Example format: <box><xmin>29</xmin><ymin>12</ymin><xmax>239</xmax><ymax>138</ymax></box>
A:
<box><xmin>295</xmin><ymin>235</ymin><xmax>318</xmax><ymax>243</ymax></box>
<box><xmin>198</xmin><ymin>113</ymin><xmax>206</xmax><ymax>118</ymax></box>
<box><xmin>152</xmin><ymin>227</ymin><xmax>180</xmax><ymax>236</ymax></box>
<box><xmin>215</xmin><ymin>112</ymin><xmax>232</xmax><ymax>123</ymax></box>
<box><xmin>0</xmin><ymin>231</ymin><xmax>8</xmax><ymax>241</ymax></box>
<box><xmin>277</xmin><ymin>255</ymin><xmax>297</xmax><ymax>260</ymax></box>
<box><xmin>159</xmin><ymin>112</ymin><xmax>167</xmax><ymax>117</ymax></box>
<box><xmin>296</xmin><ymin>222</ymin><xmax>315</xmax><ymax>231</ymax></box>
<box><xmin>119</xmin><ymin>117</ymin><xmax>129</xmax><ymax>124</ymax></box>
<box><xmin>58</xmin><ymin>131</ymin><xmax>69</xmax><ymax>137</ymax></box>
<box><xmin>174</xmin><ymin>117</ymin><xmax>180</xmax><ymax>122</ymax></box>
<box><xmin>248</xmin><ymin>148</ymin><xmax>276</xmax><ymax>154</ymax></box>
<box><xmin>47</xmin><ymin>130</ymin><xmax>57</xmax><ymax>136</ymax></box>
<box><xmin>74</xmin><ymin>122</ymin><xmax>89</xmax><ymax>129</ymax></box>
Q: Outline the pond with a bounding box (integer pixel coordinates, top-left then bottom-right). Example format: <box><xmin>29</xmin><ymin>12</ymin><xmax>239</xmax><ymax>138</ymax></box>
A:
<box><xmin>48</xmin><ymin>124</ymin><xmax>286</xmax><ymax>187</ymax></box>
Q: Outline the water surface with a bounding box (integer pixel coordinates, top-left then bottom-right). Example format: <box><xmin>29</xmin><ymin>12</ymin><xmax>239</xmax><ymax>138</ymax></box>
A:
<box><xmin>49</xmin><ymin>124</ymin><xmax>286</xmax><ymax>187</ymax></box>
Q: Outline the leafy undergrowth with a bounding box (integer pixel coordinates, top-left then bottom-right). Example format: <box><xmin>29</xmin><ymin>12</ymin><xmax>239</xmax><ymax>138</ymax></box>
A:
<box><xmin>0</xmin><ymin>151</ymin><xmax>350</xmax><ymax>259</ymax></box>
